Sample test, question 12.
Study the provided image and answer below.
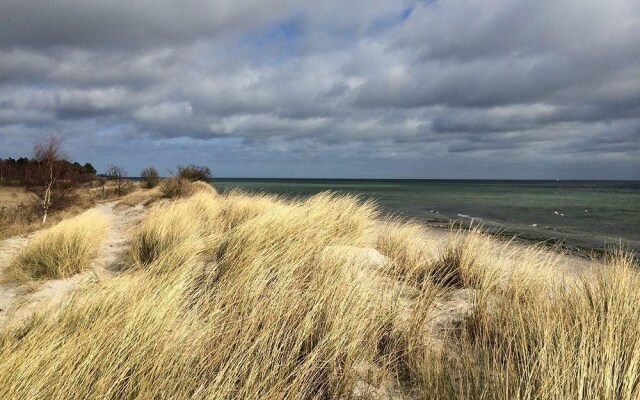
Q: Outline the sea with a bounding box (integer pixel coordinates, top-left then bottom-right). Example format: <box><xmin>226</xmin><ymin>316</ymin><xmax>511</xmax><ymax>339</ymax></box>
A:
<box><xmin>211</xmin><ymin>179</ymin><xmax>640</xmax><ymax>254</ymax></box>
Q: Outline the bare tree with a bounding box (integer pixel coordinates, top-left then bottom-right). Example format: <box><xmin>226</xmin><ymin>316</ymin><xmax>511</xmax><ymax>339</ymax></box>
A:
<box><xmin>104</xmin><ymin>164</ymin><xmax>129</xmax><ymax>197</ymax></box>
<box><xmin>140</xmin><ymin>166</ymin><xmax>160</xmax><ymax>188</ymax></box>
<box><xmin>26</xmin><ymin>135</ymin><xmax>78</xmax><ymax>224</ymax></box>
<box><xmin>176</xmin><ymin>164</ymin><xmax>212</xmax><ymax>182</ymax></box>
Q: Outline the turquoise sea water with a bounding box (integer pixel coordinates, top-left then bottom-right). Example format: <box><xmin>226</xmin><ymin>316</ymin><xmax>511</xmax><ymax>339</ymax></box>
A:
<box><xmin>211</xmin><ymin>179</ymin><xmax>640</xmax><ymax>252</ymax></box>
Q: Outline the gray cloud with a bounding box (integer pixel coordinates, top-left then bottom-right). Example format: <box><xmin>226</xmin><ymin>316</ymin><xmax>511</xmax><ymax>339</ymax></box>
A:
<box><xmin>0</xmin><ymin>0</ymin><xmax>639</xmax><ymax>179</ymax></box>
<box><xmin>0</xmin><ymin>0</ymin><xmax>301</xmax><ymax>50</ymax></box>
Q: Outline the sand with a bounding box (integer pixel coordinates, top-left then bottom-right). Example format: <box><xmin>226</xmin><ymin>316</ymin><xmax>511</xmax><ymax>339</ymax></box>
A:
<box><xmin>0</xmin><ymin>200</ymin><xmax>146</xmax><ymax>329</ymax></box>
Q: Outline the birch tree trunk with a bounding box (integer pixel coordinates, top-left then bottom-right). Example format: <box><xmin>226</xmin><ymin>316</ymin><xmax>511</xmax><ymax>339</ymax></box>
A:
<box><xmin>42</xmin><ymin>182</ymin><xmax>52</xmax><ymax>224</ymax></box>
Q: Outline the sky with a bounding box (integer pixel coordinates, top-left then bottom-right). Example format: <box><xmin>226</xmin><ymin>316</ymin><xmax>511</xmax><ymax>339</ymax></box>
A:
<box><xmin>0</xmin><ymin>0</ymin><xmax>639</xmax><ymax>179</ymax></box>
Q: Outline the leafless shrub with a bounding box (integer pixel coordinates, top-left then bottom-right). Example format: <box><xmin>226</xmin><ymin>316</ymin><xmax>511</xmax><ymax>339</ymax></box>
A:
<box><xmin>104</xmin><ymin>164</ymin><xmax>130</xmax><ymax>197</ymax></box>
<box><xmin>176</xmin><ymin>164</ymin><xmax>212</xmax><ymax>182</ymax></box>
<box><xmin>140</xmin><ymin>167</ymin><xmax>160</xmax><ymax>189</ymax></box>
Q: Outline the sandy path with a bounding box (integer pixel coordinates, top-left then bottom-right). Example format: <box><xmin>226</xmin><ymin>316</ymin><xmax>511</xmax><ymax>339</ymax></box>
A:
<box><xmin>0</xmin><ymin>201</ymin><xmax>146</xmax><ymax>329</ymax></box>
<box><xmin>92</xmin><ymin>202</ymin><xmax>145</xmax><ymax>273</ymax></box>
<box><xmin>0</xmin><ymin>235</ymin><xmax>32</xmax><ymax>327</ymax></box>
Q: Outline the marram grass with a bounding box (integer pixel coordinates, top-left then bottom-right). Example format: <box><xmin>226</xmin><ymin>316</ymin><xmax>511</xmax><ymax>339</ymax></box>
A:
<box><xmin>6</xmin><ymin>209</ymin><xmax>109</xmax><ymax>282</ymax></box>
<box><xmin>0</xmin><ymin>190</ymin><xmax>637</xmax><ymax>399</ymax></box>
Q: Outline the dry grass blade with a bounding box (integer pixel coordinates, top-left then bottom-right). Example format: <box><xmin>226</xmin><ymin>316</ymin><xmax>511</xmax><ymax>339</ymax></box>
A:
<box><xmin>6</xmin><ymin>209</ymin><xmax>109</xmax><ymax>282</ymax></box>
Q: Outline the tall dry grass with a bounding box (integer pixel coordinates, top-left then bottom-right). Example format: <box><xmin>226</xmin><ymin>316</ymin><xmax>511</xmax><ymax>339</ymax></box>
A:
<box><xmin>376</xmin><ymin>220</ymin><xmax>497</xmax><ymax>289</ymax></box>
<box><xmin>0</xmin><ymin>183</ymin><xmax>118</xmax><ymax>240</ymax></box>
<box><xmin>455</xmin><ymin>248</ymin><xmax>640</xmax><ymax>400</ymax></box>
<box><xmin>0</xmin><ymin>189</ymin><xmax>637</xmax><ymax>399</ymax></box>
<box><xmin>5</xmin><ymin>209</ymin><xmax>109</xmax><ymax>282</ymax></box>
<box><xmin>115</xmin><ymin>186</ymin><xmax>162</xmax><ymax>208</ymax></box>
<box><xmin>0</xmin><ymin>191</ymin><xmax>407</xmax><ymax>399</ymax></box>
<box><xmin>397</xmin><ymin>244</ymin><xmax>639</xmax><ymax>399</ymax></box>
<box><xmin>128</xmin><ymin>191</ymin><xmax>222</xmax><ymax>267</ymax></box>
<box><xmin>159</xmin><ymin>177</ymin><xmax>219</xmax><ymax>199</ymax></box>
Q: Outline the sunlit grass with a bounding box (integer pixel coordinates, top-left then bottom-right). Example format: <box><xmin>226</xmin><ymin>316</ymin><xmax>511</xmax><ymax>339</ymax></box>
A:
<box><xmin>0</xmin><ymin>189</ymin><xmax>637</xmax><ymax>399</ymax></box>
<box><xmin>6</xmin><ymin>209</ymin><xmax>109</xmax><ymax>282</ymax></box>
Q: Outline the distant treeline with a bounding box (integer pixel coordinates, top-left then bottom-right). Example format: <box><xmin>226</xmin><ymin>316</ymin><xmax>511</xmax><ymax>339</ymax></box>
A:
<box><xmin>0</xmin><ymin>157</ymin><xmax>97</xmax><ymax>186</ymax></box>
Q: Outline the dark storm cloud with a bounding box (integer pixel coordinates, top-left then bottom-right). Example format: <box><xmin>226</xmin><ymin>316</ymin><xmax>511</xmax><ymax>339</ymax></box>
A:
<box><xmin>0</xmin><ymin>0</ymin><xmax>302</xmax><ymax>50</ymax></box>
<box><xmin>0</xmin><ymin>0</ymin><xmax>639</xmax><ymax>178</ymax></box>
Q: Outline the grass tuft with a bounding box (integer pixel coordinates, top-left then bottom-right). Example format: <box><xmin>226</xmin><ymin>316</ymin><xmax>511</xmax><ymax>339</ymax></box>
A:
<box><xmin>128</xmin><ymin>191</ymin><xmax>221</xmax><ymax>268</ymax></box>
<box><xmin>6</xmin><ymin>209</ymin><xmax>109</xmax><ymax>282</ymax></box>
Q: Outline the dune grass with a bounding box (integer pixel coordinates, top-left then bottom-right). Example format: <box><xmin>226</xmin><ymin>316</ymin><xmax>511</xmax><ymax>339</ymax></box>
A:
<box><xmin>0</xmin><ymin>189</ymin><xmax>637</xmax><ymax>399</ymax></box>
<box><xmin>5</xmin><ymin>209</ymin><xmax>109</xmax><ymax>282</ymax></box>
<box><xmin>0</xmin><ymin>185</ymin><xmax>33</xmax><ymax>208</ymax></box>
<box><xmin>115</xmin><ymin>186</ymin><xmax>162</xmax><ymax>208</ymax></box>
<box><xmin>0</xmin><ymin>183</ymin><xmax>119</xmax><ymax>240</ymax></box>
<box><xmin>128</xmin><ymin>191</ymin><xmax>223</xmax><ymax>268</ymax></box>
<box><xmin>159</xmin><ymin>177</ymin><xmax>220</xmax><ymax>199</ymax></box>
<box><xmin>117</xmin><ymin>180</ymin><xmax>217</xmax><ymax>208</ymax></box>
<box><xmin>404</xmin><ymin>247</ymin><xmax>640</xmax><ymax>400</ymax></box>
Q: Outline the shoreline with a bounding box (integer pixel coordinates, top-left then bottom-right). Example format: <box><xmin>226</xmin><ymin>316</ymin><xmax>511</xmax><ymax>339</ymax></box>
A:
<box><xmin>211</xmin><ymin>180</ymin><xmax>640</xmax><ymax>260</ymax></box>
<box><xmin>418</xmin><ymin>217</ymin><xmax>629</xmax><ymax>261</ymax></box>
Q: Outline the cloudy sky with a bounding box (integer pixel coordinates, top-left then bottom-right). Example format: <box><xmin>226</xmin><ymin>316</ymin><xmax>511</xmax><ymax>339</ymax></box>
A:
<box><xmin>1</xmin><ymin>0</ymin><xmax>639</xmax><ymax>179</ymax></box>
